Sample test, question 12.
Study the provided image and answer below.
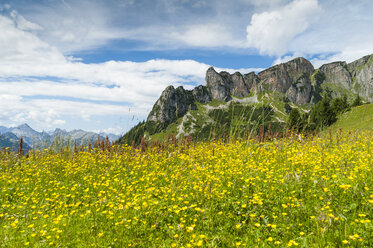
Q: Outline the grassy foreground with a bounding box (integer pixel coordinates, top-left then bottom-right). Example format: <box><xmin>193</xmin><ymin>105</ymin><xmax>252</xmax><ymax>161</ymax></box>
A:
<box><xmin>0</xmin><ymin>132</ymin><xmax>372</xmax><ymax>247</ymax></box>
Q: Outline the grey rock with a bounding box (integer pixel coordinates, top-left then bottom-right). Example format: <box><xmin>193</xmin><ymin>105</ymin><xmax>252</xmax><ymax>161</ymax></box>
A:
<box><xmin>319</xmin><ymin>61</ymin><xmax>352</xmax><ymax>90</ymax></box>
<box><xmin>147</xmin><ymin>85</ymin><xmax>197</xmax><ymax>125</ymax></box>
<box><xmin>206</xmin><ymin>67</ymin><xmax>231</xmax><ymax>101</ymax></box>
<box><xmin>0</xmin><ymin>126</ymin><xmax>10</xmax><ymax>134</ymax></box>
<box><xmin>0</xmin><ymin>132</ymin><xmax>31</xmax><ymax>151</ymax></box>
<box><xmin>285</xmin><ymin>74</ymin><xmax>313</xmax><ymax>105</ymax></box>
<box><xmin>206</xmin><ymin>67</ymin><xmax>252</xmax><ymax>100</ymax></box>
<box><xmin>258</xmin><ymin>57</ymin><xmax>314</xmax><ymax>94</ymax></box>
<box><xmin>192</xmin><ymin>85</ymin><xmax>212</xmax><ymax>103</ymax></box>
<box><xmin>144</xmin><ymin>54</ymin><xmax>373</xmax><ymax>136</ymax></box>
<box><xmin>10</xmin><ymin>123</ymin><xmax>50</xmax><ymax>147</ymax></box>
<box><xmin>348</xmin><ymin>55</ymin><xmax>373</xmax><ymax>102</ymax></box>
<box><xmin>347</xmin><ymin>55</ymin><xmax>371</xmax><ymax>73</ymax></box>
<box><xmin>317</xmin><ymin>55</ymin><xmax>373</xmax><ymax>102</ymax></box>
<box><xmin>0</xmin><ymin>123</ymin><xmax>109</xmax><ymax>149</ymax></box>
<box><xmin>243</xmin><ymin>72</ymin><xmax>262</xmax><ymax>93</ymax></box>
<box><xmin>231</xmin><ymin>72</ymin><xmax>250</xmax><ymax>98</ymax></box>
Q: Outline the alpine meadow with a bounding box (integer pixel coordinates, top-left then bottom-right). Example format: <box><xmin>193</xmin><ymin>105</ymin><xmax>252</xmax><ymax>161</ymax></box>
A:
<box><xmin>1</xmin><ymin>0</ymin><xmax>373</xmax><ymax>247</ymax></box>
<box><xmin>0</xmin><ymin>131</ymin><xmax>372</xmax><ymax>247</ymax></box>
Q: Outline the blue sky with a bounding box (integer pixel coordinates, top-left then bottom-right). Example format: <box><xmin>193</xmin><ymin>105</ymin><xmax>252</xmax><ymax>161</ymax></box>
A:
<box><xmin>0</xmin><ymin>0</ymin><xmax>373</xmax><ymax>134</ymax></box>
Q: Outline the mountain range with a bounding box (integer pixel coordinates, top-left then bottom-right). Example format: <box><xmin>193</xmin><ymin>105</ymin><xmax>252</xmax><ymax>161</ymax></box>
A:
<box><xmin>0</xmin><ymin>123</ymin><xmax>120</xmax><ymax>151</ymax></box>
<box><xmin>119</xmin><ymin>54</ymin><xmax>373</xmax><ymax>144</ymax></box>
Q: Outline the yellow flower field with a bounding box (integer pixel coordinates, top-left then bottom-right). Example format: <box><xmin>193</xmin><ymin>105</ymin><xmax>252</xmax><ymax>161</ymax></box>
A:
<box><xmin>0</xmin><ymin>132</ymin><xmax>372</xmax><ymax>247</ymax></box>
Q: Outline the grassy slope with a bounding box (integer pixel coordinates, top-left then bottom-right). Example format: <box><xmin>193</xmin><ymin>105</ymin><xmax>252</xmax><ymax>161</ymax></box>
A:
<box><xmin>326</xmin><ymin>103</ymin><xmax>373</xmax><ymax>132</ymax></box>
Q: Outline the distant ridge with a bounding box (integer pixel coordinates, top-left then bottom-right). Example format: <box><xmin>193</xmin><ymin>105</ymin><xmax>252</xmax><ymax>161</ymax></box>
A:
<box><xmin>0</xmin><ymin>124</ymin><xmax>120</xmax><ymax>149</ymax></box>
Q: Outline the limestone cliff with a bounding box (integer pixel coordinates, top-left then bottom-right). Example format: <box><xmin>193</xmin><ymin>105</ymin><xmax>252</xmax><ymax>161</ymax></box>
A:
<box><xmin>147</xmin><ymin>86</ymin><xmax>197</xmax><ymax>127</ymax></box>
<box><xmin>348</xmin><ymin>55</ymin><xmax>373</xmax><ymax>101</ymax></box>
<box><xmin>145</xmin><ymin>54</ymin><xmax>372</xmax><ymax>130</ymax></box>
<box><xmin>317</xmin><ymin>55</ymin><xmax>373</xmax><ymax>101</ymax></box>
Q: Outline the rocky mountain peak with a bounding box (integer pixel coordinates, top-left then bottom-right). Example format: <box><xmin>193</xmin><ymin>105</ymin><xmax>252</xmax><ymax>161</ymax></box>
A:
<box><xmin>147</xmin><ymin>85</ymin><xmax>197</xmax><ymax>127</ymax></box>
<box><xmin>145</xmin><ymin>54</ymin><xmax>373</xmax><ymax>131</ymax></box>
<box><xmin>205</xmin><ymin>67</ymin><xmax>231</xmax><ymax>101</ymax></box>
<box><xmin>258</xmin><ymin>57</ymin><xmax>314</xmax><ymax>93</ymax></box>
<box><xmin>206</xmin><ymin>67</ymin><xmax>252</xmax><ymax>101</ymax></box>
<box><xmin>17</xmin><ymin>123</ymin><xmax>33</xmax><ymax>130</ymax></box>
<box><xmin>317</xmin><ymin>54</ymin><xmax>373</xmax><ymax>101</ymax></box>
<box><xmin>347</xmin><ymin>54</ymin><xmax>372</xmax><ymax>73</ymax></box>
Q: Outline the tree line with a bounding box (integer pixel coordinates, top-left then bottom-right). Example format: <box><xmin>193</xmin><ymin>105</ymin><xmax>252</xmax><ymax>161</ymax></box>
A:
<box><xmin>287</xmin><ymin>94</ymin><xmax>363</xmax><ymax>132</ymax></box>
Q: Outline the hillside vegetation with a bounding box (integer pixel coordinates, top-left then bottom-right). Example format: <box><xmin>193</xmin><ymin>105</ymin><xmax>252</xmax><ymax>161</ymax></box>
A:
<box><xmin>325</xmin><ymin>103</ymin><xmax>373</xmax><ymax>133</ymax></box>
<box><xmin>120</xmin><ymin>54</ymin><xmax>373</xmax><ymax>146</ymax></box>
<box><xmin>1</xmin><ymin>132</ymin><xmax>372</xmax><ymax>247</ymax></box>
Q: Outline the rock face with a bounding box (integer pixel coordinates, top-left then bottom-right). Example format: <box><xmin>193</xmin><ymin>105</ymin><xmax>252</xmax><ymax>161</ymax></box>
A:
<box><xmin>317</xmin><ymin>55</ymin><xmax>373</xmax><ymax>102</ymax></box>
<box><xmin>257</xmin><ymin>57</ymin><xmax>314</xmax><ymax>105</ymax></box>
<box><xmin>192</xmin><ymin>85</ymin><xmax>212</xmax><ymax>103</ymax></box>
<box><xmin>285</xmin><ymin>73</ymin><xmax>313</xmax><ymax>105</ymax></box>
<box><xmin>147</xmin><ymin>86</ymin><xmax>197</xmax><ymax>126</ymax></box>
<box><xmin>147</xmin><ymin>54</ymin><xmax>373</xmax><ymax>129</ymax></box>
<box><xmin>0</xmin><ymin>124</ymin><xmax>109</xmax><ymax>150</ymax></box>
<box><xmin>243</xmin><ymin>72</ymin><xmax>261</xmax><ymax>93</ymax></box>
<box><xmin>258</xmin><ymin>57</ymin><xmax>314</xmax><ymax>93</ymax></box>
<box><xmin>0</xmin><ymin>132</ymin><xmax>31</xmax><ymax>152</ymax></box>
<box><xmin>319</xmin><ymin>61</ymin><xmax>352</xmax><ymax>90</ymax></box>
<box><xmin>348</xmin><ymin>55</ymin><xmax>373</xmax><ymax>102</ymax></box>
<box><xmin>205</xmin><ymin>67</ymin><xmax>251</xmax><ymax>101</ymax></box>
<box><xmin>205</xmin><ymin>67</ymin><xmax>231</xmax><ymax>101</ymax></box>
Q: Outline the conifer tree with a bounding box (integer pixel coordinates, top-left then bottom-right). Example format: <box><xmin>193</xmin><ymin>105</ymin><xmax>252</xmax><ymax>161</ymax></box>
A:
<box><xmin>287</xmin><ymin>108</ymin><xmax>302</xmax><ymax>131</ymax></box>
<box><xmin>352</xmin><ymin>94</ymin><xmax>363</xmax><ymax>107</ymax></box>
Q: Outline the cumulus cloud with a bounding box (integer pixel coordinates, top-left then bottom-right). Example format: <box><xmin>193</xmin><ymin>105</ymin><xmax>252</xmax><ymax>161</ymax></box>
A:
<box><xmin>0</xmin><ymin>15</ymin><xmax>64</xmax><ymax>63</ymax></box>
<box><xmin>246</xmin><ymin>0</ymin><xmax>321</xmax><ymax>56</ymax></box>
<box><xmin>248</xmin><ymin>0</ymin><xmax>373</xmax><ymax>67</ymax></box>
<box><xmin>0</xmin><ymin>10</ymin><xmax>260</xmax><ymax>132</ymax></box>
<box><xmin>8</xmin><ymin>0</ymin><xmax>265</xmax><ymax>52</ymax></box>
<box><xmin>53</xmin><ymin>119</ymin><xmax>66</xmax><ymax>125</ymax></box>
<box><xmin>10</xmin><ymin>9</ymin><xmax>43</xmax><ymax>31</ymax></box>
<box><xmin>170</xmin><ymin>24</ymin><xmax>245</xmax><ymax>48</ymax></box>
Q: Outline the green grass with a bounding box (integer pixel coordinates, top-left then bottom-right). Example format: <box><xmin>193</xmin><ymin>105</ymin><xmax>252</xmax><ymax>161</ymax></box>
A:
<box><xmin>0</xmin><ymin>132</ymin><xmax>372</xmax><ymax>247</ymax></box>
<box><xmin>325</xmin><ymin>103</ymin><xmax>373</xmax><ymax>133</ymax></box>
<box><xmin>207</xmin><ymin>99</ymin><xmax>226</xmax><ymax>107</ymax></box>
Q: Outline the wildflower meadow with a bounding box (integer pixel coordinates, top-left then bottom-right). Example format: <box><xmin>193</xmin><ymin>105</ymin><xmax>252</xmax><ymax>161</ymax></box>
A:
<box><xmin>0</xmin><ymin>131</ymin><xmax>372</xmax><ymax>247</ymax></box>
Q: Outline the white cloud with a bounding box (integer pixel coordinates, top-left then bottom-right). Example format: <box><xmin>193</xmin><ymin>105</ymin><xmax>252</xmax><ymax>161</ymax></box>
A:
<box><xmin>170</xmin><ymin>24</ymin><xmax>245</xmax><ymax>48</ymax></box>
<box><xmin>247</xmin><ymin>0</ymin><xmax>373</xmax><ymax>67</ymax></box>
<box><xmin>246</xmin><ymin>0</ymin><xmax>321</xmax><ymax>56</ymax></box>
<box><xmin>0</xmin><ymin>10</ymin><xmax>261</xmax><ymax>132</ymax></box>
<box><xmin>272</xmin><ymin>53</ymin><xmax>305</xmax><ymax>66</ymax></box>
<box><xmin>10</xmin><ymin>10</ymin><xmax>43</xmax><ymax>31</ymax></box>
<box><xmin>15</xmin><ymin>1</ymin><xmax>124</xmax><ymax>53</ymax></box>
<box><xmin>7</xmin><ymin>0</ymin><xmax>263</xmax><ymax>52</ymax></box>
<box><xmin>95</xmin><ymin>126</ymin><xmax>123</xmax><ymax>135</ymax></box>
<box><xmin>0</xmin><ymin>15</ymin><xmax>65</xmax><ymax>63</ymax></box>
<box><xmin>52</xmin><ymin>119</ymin><xmax>66</xmax><ymax>125</ymax></box>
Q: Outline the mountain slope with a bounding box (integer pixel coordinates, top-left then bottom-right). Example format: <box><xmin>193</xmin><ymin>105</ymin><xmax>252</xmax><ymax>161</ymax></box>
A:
<box><xmin>120</xmin><ymin>54</ymin><xmax>373</xmax><ymax>144</ymax></box>
<box><xmin>0</xmin><ymin>132</ymin><xmax>31</xmax><ymax>152</ymax></box>
<box><xmin>0</xmin><ymin>126</ymin><xmax>10</xmax><ymax>134</ymax></box>
<box><xmin>324</xmin><ymin>103</ymin><xmax>373</xmax><ymax>133</ymax></box>
<box><xmin>0</xmin><ymin>124</ymin><xmax>118</xmax><ymax>149</ymax></box>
